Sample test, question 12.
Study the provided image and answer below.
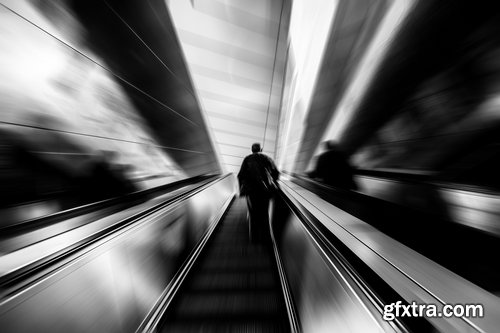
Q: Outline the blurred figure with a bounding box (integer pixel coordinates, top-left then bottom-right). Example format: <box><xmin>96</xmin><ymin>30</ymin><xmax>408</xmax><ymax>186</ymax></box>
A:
<box><xmin>238</xmin><ymin>143</ymin><xmax>279</xmax><ymax>243</ymax></box>
<box><xmin>309</xmin><ymin>141</ymin><xmax>357</xmax><ymax>190</ymax></box>
<box><xmin>83</xmin><ymin>150</ymin><xmax>136</xmax><ymax>200</ymax></box>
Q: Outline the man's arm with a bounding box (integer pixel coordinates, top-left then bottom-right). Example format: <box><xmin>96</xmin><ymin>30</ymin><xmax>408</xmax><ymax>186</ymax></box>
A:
<box><xmin>237</xmin><ymin>157</ymin><xmax>249</xmax><ymax>195</ymax></box>
<box><xmin>266</xmin><ymin>156</ymin><xmax>279</xmax><ymax>181</ymax></box>
<box><xmin>238</xmin><ymin>157</ymin><xmax>248</xmax><ymax>183</ymax></box>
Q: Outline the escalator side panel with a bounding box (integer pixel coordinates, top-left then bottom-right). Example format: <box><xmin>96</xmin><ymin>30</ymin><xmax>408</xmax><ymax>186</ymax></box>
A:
<box><xmin>0</xmin><ymin>176</ymin><xmax>236</xmax><ymax>333</ymax></box>
<box><xmin>278</xmin><ymin>179</ymin><xmax>500</xmax><ymax>332</ymax></box>
<box><xmin>270</xmin><ymin>193</ymin><xmax>401</xmax><ymax>333</ymax></box>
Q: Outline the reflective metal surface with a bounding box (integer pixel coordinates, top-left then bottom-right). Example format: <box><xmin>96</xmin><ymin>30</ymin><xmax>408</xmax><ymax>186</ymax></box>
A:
<box><xmin>271</xmin><ymin>182</ymin><xmax>402</xmax><ymax>332</ymax></box>
<box><xmin>0</xmin><ymin>175</ymin><xmax>235</xmax><ymax>333</ymax></box>
<box><xmin>279</xmin><ymin>178</ymin><xmax>500</xmax><ymax>332</ymax></box>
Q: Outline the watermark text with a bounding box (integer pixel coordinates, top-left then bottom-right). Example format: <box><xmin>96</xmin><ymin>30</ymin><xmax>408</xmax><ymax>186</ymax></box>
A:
<box><xmin>383</xmin><ymin>301</ymin><xmax>484</xmax><ymax>321</ymax></box>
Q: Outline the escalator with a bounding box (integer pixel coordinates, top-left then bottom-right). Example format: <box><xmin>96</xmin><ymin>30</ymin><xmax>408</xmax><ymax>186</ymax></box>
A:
<box><xmin>0</xmin><ymin>175</ymin><xmax>411</xmax><ymax>332</ymax></box>
<box><xmin>158</xmin><ymin>198</ymin><xmax>290</xmax><ymax>332</ymax></box>
<box><xmin>279</xmin><ymin>175</ymin><xmax>500</xmax><ymax>332</ymax></box>
<box><xmin>288</xmin><ymin>173</ymin><xmax>500</xmax><ymax>294</ymax></box>
<box><xmin>0</xmin><ymin>175</ymin><xmax>219</xmax><ymax>294</ymax></box>
<box><xmin>148</xmin><ymin>188</ymin><xmax>406</xmax><ymax>332</ymax></box>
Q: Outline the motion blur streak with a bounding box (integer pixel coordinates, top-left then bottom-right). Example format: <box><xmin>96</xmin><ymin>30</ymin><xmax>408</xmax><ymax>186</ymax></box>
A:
<box><xmin>0</xmin><ymin>0</ymin><xmax>185</xmax><ymax>212</ymax></box>
<box><xmin>318</xmin><ymin>0</ymin><xmax>415</xmax><ymax>160</ymax></box>
<box><xmin>277</xmin><ymin>0</ymin><xmax>339</xmax><ymax>171</ymax></box>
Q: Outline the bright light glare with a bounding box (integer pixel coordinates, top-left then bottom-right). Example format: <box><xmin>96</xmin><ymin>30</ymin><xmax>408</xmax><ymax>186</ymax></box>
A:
<box><xmin>0</xmin><ymin>18</ymin><xmax>66</xmax><ymax>97</ymax></box>
<box><xmin>277</xmin><ymin>0</ymin><xmax>339</xmax><ymax>170</ymax></box>
<box><xmin>20</xmin><ymin>46</ymin><xmax>64</xmax><ymax>87</ymax></box>
<box><xmin>288</xmin><ymin>0</ymin><xmax>339</xmax><ymax>113</ymax></box>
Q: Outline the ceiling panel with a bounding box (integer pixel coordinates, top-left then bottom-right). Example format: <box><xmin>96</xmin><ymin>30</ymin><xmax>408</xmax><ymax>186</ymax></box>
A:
<box><xmin>168</xmin><ymin>0</ymin><xmax>289</xmax><ymax>173</ymax></box>
<box><xmin>191</xmin><ymin>76</ymin><xmax>271</xmax><ymax>104</ymax></box>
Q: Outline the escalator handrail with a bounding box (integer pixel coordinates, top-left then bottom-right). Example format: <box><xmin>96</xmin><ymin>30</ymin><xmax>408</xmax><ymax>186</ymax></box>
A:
<box><xmin>136</xmin><ymin>195</ymin><xmax>235</xmax><ymax>333</ymax></box>
<box><xmin>269</xmin><ymin>203</ymin><xmax>301</xmax><ymax>333</ymax></box>
<box><xmin>279</xmin><ymin>178</ymin><xmax>500</xmax><ymax>332</ymax></box>
<box><xmin>275</xmin><ymin>181</ymin><xmax>410</xmax><ymax>333</ymax></box>
<box><xmin>0</xmin><ymin>174</ymin><xmax>216</xmax><ymax>237</ymax></box>
<box><xmin>0</xmin><ymin>174</ymin><xmax>231</xmax><ymax>295</ymax></box>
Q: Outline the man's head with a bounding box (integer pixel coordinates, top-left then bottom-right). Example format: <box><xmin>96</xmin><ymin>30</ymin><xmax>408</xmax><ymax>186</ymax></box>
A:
<box><xmin>324</xmin><ymin>140</ymin><xmax>338</xmax><ymax>150</ymax></box>
<box><xmin>251</xmin><ymin>143</ymin><xmax>262</xmax><ymax>153</ymax></box>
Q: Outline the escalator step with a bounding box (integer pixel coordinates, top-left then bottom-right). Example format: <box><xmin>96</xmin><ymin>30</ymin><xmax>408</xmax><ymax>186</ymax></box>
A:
<box><xmin>160</xmin><ymin>198</ymin><xmax>290</xmax><ymax>332</ymax></box>
<box><xmin>162</xmin><ymin>320</ymin><xmax>289</xmax><ymax>333</ymax></box>
<box><xmin>210</xmin><ymin>232</ymin><xmax>250</xmax><ymax>243</ymax></box>
<box><xmin>190</xmin><ymin>271</ymin><xmax>276</xmax><ymax>290</ymax></box>
<box><xmin>205</xmin><ymin>244</ymin><xmax>269</xmax><ymax>257</ymax></box>
<box><xmin>172</xmin><ymin>291</ymin><xmax>283</xmax><ymax>317</ymax></box>
<box><xmin>200</xmin><ymin>253</ymin><xmax>272</xmax><ymax>271</ymax></box>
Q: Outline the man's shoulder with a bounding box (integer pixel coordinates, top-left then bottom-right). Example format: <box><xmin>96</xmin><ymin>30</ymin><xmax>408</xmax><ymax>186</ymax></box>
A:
<box><xmin>257</xmin><ymin>153</ymin><xmax>272</xmax><ymax>160</ymax></box>
<box><xmin>257</xmin><ymin>153</ymin><xmax>275</xmax><ymax>163</ymax></box>
<box><xmin>241</xmin><ymin>154</ymin><xmax>256</xmax><ymax>166</ymax></box>
<box><xmin>244</xmin><ymin>153</ymin><xmax>261</xmax><ymax>160</ymax></box>
<box><xmin>321</xmin><ymin>150</ymin><xmax>340</xmax><ymax>158</ymax></box>
<box><xmin>245</xmin><ymin>153</ymin><xmax>274</xmax><ymax>164</ymax></box>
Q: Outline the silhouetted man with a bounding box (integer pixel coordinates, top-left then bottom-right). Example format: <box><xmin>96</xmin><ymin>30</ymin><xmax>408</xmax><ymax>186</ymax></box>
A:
<box><xmin>309</xmin><ymin>141</ymin><xmax>357</xmax><ymax>190</ymax></box>
<box><xmin>238</xmin><ymin>143</ymin><xmax>279</xmax><ymax>243</ymax></box>
<box><xmin>84</xmin><ymin>150</ymin><xmax>136</xmax><ymax>200</ymax></box>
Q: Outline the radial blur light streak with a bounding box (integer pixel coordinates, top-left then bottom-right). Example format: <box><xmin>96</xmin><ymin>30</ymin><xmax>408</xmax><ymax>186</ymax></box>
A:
<box><xmin>277</xmin><ymin>0</ymin><xmax>339</xmax><ymax>170</ymax></box>
<box><xmin>318</xmin><ymin>0</ymin><xmax>416</xmax><ymax>156</ymax></box>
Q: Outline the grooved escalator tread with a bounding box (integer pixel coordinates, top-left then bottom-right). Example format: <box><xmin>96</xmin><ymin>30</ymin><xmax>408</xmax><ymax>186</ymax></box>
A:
<box><xmin>160</xmin><ymin>198</ymin><xmax>290</xmax><ymax>332</ymax></box>
<box><xmin>173</xmin><ymin>291</ymin><xmax>283</xmax><ymax>317</ymax></box>
<box><xmin>190</xmin><ymin>271</ymin><xmax>276</xmax><ymax>290</ymax></box>
<box><xmin>163</xmin><ymin>320</ymin><xmax>289</xmax><ymax>333</ymax></box>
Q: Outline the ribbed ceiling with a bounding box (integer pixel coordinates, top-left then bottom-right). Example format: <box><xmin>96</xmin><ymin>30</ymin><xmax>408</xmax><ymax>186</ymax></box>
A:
<box><xmin>168</xmin><ymin>0</ymin><xmax>288</xmax><ymax>174</ymax></box>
